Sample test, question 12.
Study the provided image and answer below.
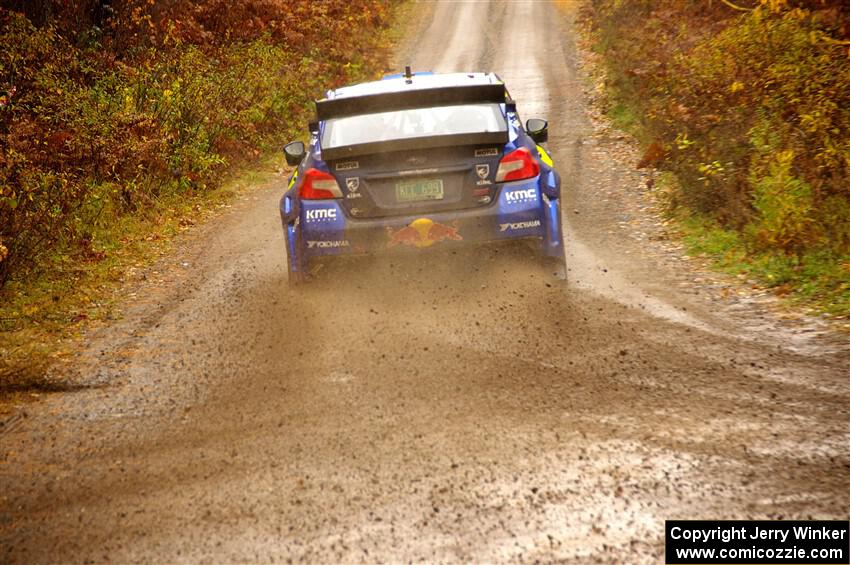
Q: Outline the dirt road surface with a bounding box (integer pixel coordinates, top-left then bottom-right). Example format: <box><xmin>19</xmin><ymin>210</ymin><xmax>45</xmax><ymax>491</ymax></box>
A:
<box><xmin>2</xmin><ymin>1</ymin><xmax>848</xmax><ymax>563</ymax></box>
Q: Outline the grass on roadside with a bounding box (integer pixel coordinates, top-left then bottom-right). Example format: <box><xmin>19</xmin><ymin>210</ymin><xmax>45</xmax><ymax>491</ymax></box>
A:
<box><xmin>677</xmin><ymin>212</ymin><xmax>850</xmax><ymax>318</ymax></box>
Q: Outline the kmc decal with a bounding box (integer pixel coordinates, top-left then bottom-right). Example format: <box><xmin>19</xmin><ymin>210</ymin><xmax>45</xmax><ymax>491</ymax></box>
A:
<box><xmin>505</xmin><ymin>188</ymin><xmax>537</xmax><ymax>203</ymax></box>
<box><xmin>305</xmin><ymin>208</ymin><xmax>337</xmax><ymax>222</ymax></box>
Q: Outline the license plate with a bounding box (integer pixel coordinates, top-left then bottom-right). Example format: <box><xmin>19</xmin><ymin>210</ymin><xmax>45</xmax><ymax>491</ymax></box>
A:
<box><xmin>395</xmin><ymin>178</ymin><xmax>444</xmax><ymax>202</ymax></box>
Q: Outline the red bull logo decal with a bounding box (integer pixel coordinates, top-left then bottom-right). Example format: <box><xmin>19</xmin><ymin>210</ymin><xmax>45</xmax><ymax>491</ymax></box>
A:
<box><xmin>386</xmin><ymin>218</ymin><xmax>462</xmax><ymax>248</ymax></box>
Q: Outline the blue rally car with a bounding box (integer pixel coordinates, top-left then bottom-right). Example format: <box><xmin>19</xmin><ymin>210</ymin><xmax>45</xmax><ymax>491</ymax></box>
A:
<box><xmin>279</xmin><ymin>69</ymin><xmax>565</xmax><ymax>284</ymax></box>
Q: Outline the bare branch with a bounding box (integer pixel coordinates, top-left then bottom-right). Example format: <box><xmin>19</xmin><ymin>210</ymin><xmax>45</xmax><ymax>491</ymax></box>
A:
<box><xmin>718</xmin><ymin>0</ymin><xmax>754</xmax><ymax>11</ymax></box>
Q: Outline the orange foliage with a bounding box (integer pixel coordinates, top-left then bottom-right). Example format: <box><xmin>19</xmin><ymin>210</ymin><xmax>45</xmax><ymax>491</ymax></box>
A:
<box><xmin>0</xmin><ymin>1</ymin><xmax>398</xmax><ymax>286</ymax></box>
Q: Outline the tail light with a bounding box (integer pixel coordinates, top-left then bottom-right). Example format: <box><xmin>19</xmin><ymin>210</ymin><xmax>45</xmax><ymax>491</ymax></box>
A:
<box><xmin>495</xmin><ymin>147</ymin><xmax>540</xmax><ymax>183</ymax></box>
<box><xmin>300</xmin><ymin>168</ymin><xmax>342</xmax><ymax>200</ymax></box>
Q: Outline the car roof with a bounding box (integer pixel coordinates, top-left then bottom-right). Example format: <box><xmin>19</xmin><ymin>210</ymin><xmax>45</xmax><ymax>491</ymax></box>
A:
<box><xmin>326</xmin><ymin>72</ymin><xmax>503</xmax><ymax>100</ymax></box>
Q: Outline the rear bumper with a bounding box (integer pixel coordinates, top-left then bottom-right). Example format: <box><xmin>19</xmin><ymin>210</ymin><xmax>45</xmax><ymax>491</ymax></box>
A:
<box><xmin>281</xmin><ymin>177</ymin><xmax>563</xmax><ymax>267</ymax></box>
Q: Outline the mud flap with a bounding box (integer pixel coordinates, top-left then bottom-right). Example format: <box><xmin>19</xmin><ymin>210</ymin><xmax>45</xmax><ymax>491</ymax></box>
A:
<box><xmin>286</xmin><ymin>231</ymin><xmax>306</xmax><ymax>287</ymax></box>
<box><xmin>541</xmin><ymin>194</ymin><xmax>567</xmax><ymax>281</ymax></box>
<box><xmin>282</xmin><ymin>194</ymin><xmax>307</xmax><ymax>287</ymax></box>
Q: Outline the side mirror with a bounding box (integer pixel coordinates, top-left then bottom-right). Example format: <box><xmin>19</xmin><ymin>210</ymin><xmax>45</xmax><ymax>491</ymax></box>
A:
<box><xmin>525</xmin><ymin>118</ymin><xmax>548</xmax><ymax>143</ymax></box>
<box><xmin>283</xmin><ymin>141</ymin><xmax>306</xmax><ymax>166</ymax></box>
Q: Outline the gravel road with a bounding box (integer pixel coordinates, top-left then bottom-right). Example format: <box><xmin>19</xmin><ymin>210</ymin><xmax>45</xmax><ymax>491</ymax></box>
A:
<box><xmin>1</xmin><ymin>1</ymin><xmax>848</xmax><ymax>563</ymax></box>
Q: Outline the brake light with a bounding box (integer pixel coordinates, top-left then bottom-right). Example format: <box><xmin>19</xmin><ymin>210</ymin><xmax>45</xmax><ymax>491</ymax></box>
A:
<box><xmin>495</xmin><ymin>147</ymin><xmax>540</xmax><ymax>183</ymax></box>
<box><xmin>300</xmin><ymin>168</ymin><xmax>342</xmax><ymax>200</ymax></box>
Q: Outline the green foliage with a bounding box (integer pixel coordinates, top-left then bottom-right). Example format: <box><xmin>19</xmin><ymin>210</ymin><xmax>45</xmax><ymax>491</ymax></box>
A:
<box><xmin>680</xmin><ymin>215</ymin><xmax>747</xmax><ymax>268</ymax></box>
<box><xmin>681</xmin><ymin>212</ymin><xmax>850</xmax><ymax>314</ymax></box>
<box><xmin>748</xmin><ymin>150</ymin><xmax>818</xmax><ymax>255</ymax></box>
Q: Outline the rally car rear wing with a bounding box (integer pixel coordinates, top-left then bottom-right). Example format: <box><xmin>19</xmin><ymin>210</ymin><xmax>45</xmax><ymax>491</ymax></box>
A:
<box><xmin>315</xmin><ymin>83</ymin><xmax>508</xmax><ymax>121</ymax></box>
<box><xmin>321</xmin><ymin>131</ymin><xmax>508</xmax><ymax>161</ymax></box>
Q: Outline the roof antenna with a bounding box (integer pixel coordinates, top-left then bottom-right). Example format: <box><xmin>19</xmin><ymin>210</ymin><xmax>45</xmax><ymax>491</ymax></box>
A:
<box><xmin>404</xmin><ymin>65</ymin><xmax>413</xmax><ymax>84</ymax></box>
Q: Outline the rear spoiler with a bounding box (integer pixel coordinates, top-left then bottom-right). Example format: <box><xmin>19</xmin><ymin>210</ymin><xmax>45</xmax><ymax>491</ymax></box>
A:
<box><xmin>322</xmin><ymin>131</ymin><xmax>508</xmax><ymax>161</ymax></box>
<box><xmin>315</xmin><ymin>83</ymin><xmax>508</xmax><ymax>121</ymax></box>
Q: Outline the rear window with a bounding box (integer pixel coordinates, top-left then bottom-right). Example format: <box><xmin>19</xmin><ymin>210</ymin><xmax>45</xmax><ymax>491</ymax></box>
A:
<box><xmin>321</xmin><ymin>103</ymin><xmax>507</xmax><ymax>150</ymax></box>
